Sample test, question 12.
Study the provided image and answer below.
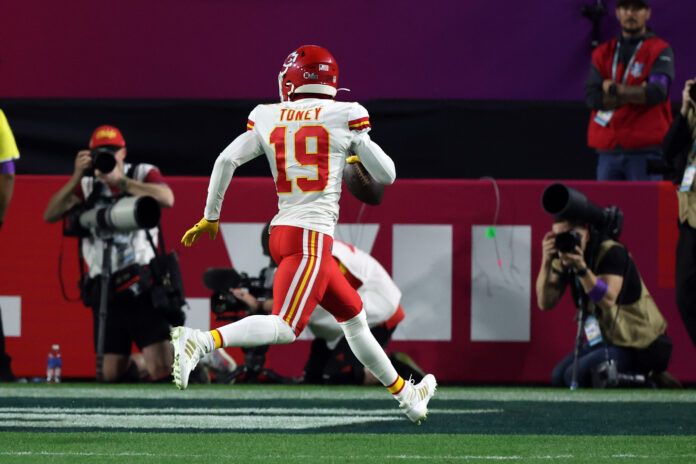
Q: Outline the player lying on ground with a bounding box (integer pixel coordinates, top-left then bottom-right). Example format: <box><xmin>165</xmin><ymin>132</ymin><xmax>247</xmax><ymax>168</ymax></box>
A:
<box><xmin>173</xmin><ymin>45</ymin><xmax>436</xmax><ymax>424</ymax></box>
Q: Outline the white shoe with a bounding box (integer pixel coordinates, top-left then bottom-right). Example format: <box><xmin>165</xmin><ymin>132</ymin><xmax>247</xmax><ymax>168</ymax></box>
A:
<box><xmin>171</xmin><ymin>326</ymin><xmax>205</xmax><ymax>390</ymax></box>
<box><xmin>396</xmin><ymin>374</ymin><xmax>437</xmax><ymax>424</ymax></box>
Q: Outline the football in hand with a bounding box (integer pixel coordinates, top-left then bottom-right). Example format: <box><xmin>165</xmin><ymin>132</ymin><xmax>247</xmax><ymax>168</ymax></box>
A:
<box><xmin>343</xmin><ymin>158</ymin><xmax>385</xmax><ymax>205</ymax></box>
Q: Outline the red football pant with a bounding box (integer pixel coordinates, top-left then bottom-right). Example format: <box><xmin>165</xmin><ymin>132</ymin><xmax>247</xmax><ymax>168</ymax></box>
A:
<box><xmin>270</xmin><ymin>225</ymin><xmax>362</xmax><ymax>336</ymax></box>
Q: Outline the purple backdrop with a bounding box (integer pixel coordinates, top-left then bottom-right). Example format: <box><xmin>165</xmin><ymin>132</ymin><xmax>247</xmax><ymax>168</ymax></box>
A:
<box><xmin>1</xmin><ymin>0</ymin><xmax>694</xmax><ymax>100</ymax></box>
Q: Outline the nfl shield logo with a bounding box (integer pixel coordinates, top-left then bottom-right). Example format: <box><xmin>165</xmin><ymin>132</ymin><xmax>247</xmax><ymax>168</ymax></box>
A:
<box><xmin>630</xmin><ymin>62</ymin><xmax>644</xmax><ymax>78</ymax></box>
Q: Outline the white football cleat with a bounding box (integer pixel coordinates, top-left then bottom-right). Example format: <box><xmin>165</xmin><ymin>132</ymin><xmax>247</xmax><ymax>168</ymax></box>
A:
<box><xmin>171</xmin><ymin>326</ymin><xmax>205</xmax><ymax>390</ymax></box>
<box><xmin>397</xmin><ymin>374</ymin><xmax>437</xmax><ymax>424</ymax></box>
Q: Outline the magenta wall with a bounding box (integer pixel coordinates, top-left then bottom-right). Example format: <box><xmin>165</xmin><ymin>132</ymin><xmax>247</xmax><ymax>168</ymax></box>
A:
<box><xmin>2</xmin><ymin>0</ymin><xmax>694</xmax><ymax>100</ymax></box>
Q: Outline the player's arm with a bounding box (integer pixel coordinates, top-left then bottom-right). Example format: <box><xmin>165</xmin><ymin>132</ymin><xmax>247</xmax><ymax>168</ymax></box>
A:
<box><xmin>0</xmin><ymin>110</ymin><xmax>19</xmax><ymax>229</ymax></box>
<box><xmin>0</xmin><ymin>169</ymin><xmax>14</xmax><ymax>229</ymax></box>
<box><xmin>181</xmin><ymin>129</ymin><xmax>263</xmax><ymax>247</ymax></box>
<box><xmin>347</xmin><ymin>104</ymin><xmax>395</xmax><ymax>185</ymax></box>
<box><xmin>350</xmin><ymin>132</ymin><xmax>396</xmax><ymax>185</ymax></box>
<box><xmin>204</xmin><ymin>130</ymin><xmax>264</xmax><ymax>220</ymax></box>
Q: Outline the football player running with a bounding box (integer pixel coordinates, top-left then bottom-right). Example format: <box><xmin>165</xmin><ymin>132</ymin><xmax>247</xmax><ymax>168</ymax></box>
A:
<box><xmin>174</xmin><ymin>45</ymin><xmax>436</xmax><ymax>424</ymax></box>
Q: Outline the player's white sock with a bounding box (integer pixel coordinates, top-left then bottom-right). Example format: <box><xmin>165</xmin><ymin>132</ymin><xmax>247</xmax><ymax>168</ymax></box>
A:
<box><xmin>216</xmin><ymin>315</ymin><xmax>296</xmax><ymax>347</ymax></box>
<box><xmin>339</xmin><ymin>310</ymin><xmax>401</xmax><ymax>389</ymax></box>
<box><xmin>198</xmin><ymin>330</ymin><xmax>216</xmax><ymax>353</ymax></box>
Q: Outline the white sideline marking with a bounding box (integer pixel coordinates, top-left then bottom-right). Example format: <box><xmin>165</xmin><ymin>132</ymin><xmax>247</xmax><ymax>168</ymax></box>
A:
<box><xmin>0</xmin><ymin>412</ymin><xmax>398</xmax><ymax>430</ymax></box>
<box><xmin>0</xmin><ymin>407</ymin><xmax>501</xmax><ymax>416</ymax></box>
<box><xmin>0</xmin><ymin>407</ymin><xmax>500</xmax><ymax>431</ymax></box>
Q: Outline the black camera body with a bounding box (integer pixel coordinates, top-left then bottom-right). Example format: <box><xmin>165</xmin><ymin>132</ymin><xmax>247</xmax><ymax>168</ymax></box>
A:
<box><xmin>84</xmin><ymin>146</ymin><xmax>118</xmax><ymax>177</ymax></box>
<box><xmin>554</xmin><ymin>230</ymin><xmax>582</xmax><ymax>253</ymax></box>
<box><xmin>204</xmin><ymin>267</ymin><xmax>275</xmax><ymax>321</ymax></box>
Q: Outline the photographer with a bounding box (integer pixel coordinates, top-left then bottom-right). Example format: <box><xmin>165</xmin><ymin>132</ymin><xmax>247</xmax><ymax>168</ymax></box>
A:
<box><xmin>663</xmin><ymin>78</ymin><xmax>696</xmax><ymax>351</ymax></box>
<box><xmin>43</xmin><ymin>125</ymin><xmax>175</xmax><ymax>382</ymax></box>
<box><xmin>536</xmin><ymin>204</ymin><xmax>672</xmax><ymax>388</ymax></box>
<box><xmin>584</xmin><ymin>0</ymin><xmax>674</xmax><ymax>181</ymax></box>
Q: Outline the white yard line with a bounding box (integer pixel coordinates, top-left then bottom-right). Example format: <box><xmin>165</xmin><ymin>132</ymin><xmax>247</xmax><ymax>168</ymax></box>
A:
<box><xmin>0</xmin><ymin>407</ymin><xmax>501</xmax><ymax>430</ymax></box>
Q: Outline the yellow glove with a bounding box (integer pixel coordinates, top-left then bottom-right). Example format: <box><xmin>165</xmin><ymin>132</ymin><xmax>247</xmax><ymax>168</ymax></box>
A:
<box><xmin>181</xmin><ymin>218</ymin><xmax>219</xmax><ymax>247</ymax></box>
<box><xmin>346</xmin><ymin>155</ymin><xmax>361</xmax><ymax>164</ymax></box>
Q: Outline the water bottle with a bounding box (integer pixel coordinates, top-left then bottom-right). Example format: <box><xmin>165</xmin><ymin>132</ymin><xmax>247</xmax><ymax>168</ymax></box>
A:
<box><xmin>46</xmin><ymin>344</ymin><xmax>62</xmax><ymax>383</ymax></box>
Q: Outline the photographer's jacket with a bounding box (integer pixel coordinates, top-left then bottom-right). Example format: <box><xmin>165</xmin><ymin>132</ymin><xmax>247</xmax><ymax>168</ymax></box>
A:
<box><xmin>586</xmin><ymin>33</ymin><xmax>673</xmax><ymax>151</ymax></box>
<box><xmin>663</xmin><ymin>110</ymin><xmax>696</xmax><ymax>228</ymax></box>
<box><xmin>78</xmin><ymin>163</ymin><xmax>164</xmax><ymax>278</ymax></box>
<box><xmin>553</xmin><ymin>240</ymin><xmax>666</xmax><ymax>348</ymax></box>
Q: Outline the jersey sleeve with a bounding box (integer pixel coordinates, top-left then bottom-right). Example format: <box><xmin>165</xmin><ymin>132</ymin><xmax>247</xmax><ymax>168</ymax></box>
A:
<box><xmin>203</xmin><ymin>114</ymin><xmax>264</xmax><ymax>220</ymax></box>
<box><xmin>347</xmin><ymin>103</ymin><xmax>372</xmax><ymax>133</ymax></box>
<box><xmin>0</xmin><ymin>110</ymin><xmax>20</xmax><ymax>162</ymax></box>
<box><xmin>246</xmin><ymin>106</ymin><xmax>258</xmax><ymax>132</ymax></box>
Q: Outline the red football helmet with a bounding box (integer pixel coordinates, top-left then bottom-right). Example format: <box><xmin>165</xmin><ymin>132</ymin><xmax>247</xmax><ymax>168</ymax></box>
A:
<box><xmin>278</xmin><ymin>45</ymin><xmax>339</xmax><ymax>102</ymax></box>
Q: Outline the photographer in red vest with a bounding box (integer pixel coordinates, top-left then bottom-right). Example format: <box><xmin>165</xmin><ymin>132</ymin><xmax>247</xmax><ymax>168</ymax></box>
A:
<box><xmin>585</xmin><ymin>0</ymin><xmax>674</xmax><ymax>181</ymax></box>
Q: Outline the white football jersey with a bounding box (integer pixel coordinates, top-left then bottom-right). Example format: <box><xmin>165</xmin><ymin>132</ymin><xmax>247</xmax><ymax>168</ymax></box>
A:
<box><xmin>308</xmin><ymin>240</ymin><xmax>402</xmax><ymax>348</ymax></box>
<box><xmin>204</xmin><ymin>98</ymin><xmax>395</xmax><ymax>237</ymax></box>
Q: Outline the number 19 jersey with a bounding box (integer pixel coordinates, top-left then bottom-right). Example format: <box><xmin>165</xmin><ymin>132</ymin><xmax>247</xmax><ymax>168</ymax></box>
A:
<box><xmin>248</xmin><ymin>98</ymin><xmax>372</xmax><ymax>237</ymax></box>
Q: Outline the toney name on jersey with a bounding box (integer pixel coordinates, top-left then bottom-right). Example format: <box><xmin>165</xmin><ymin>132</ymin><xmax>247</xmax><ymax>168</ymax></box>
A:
<box><xmin>279</xmin><ymin>108</ymin><xmax>323</xmax><ymax>122</ymax></box>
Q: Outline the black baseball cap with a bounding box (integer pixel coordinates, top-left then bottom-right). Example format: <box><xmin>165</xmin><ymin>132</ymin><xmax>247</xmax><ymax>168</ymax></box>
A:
<box><xmin>617</xmin><ymin>0</ymin><xmax>650</xmax><ymax>8</ymax></box>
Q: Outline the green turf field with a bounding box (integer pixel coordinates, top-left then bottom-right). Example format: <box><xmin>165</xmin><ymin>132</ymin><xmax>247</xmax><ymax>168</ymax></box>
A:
<box><xmin>0</xmin><ymin>384</ymin><xmax>695</xmax><ymax>463</ymax></box>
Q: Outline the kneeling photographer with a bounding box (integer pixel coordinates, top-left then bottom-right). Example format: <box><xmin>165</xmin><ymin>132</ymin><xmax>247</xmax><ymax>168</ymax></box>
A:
<box><xmin>43</xmin><ymin>125</ymin><xmax>177</xmax><ymax>382</ymax></box>
<box><xmin>536</xmin><ymin>184</ymin><xmax>673</xmax><ymax>388</ymax></box>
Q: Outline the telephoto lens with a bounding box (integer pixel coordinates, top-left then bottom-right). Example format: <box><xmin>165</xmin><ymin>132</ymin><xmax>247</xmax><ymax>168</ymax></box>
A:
<box><xmin>79</xmin><ymin>196</ymin><xmax>161</xmax><ymax>233</ymax></box>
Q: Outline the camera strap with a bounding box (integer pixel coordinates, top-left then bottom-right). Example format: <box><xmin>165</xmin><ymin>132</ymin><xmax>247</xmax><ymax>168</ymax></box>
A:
<box><xmin>144</xmin><ymin>228</ymin><xmax>164</xmax><ymax>256</ymax></box>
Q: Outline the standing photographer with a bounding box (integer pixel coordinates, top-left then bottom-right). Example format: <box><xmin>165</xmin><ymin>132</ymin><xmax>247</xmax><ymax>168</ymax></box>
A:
<box><xmin>663</xmin><ymin>78</ymin><xmax>696</xmax><ymax>351</ymax></box>
<box><xmin>584</xmin><ymin>0</ymin><xmax>674</xmax><ymax>181</ymax></box>
<box><xmin>43</xmin><ymin>125</ymin><xmax>175</xmax><ymax>382</ymax></box>
<box><xmin>536</xmin><ymin>211</ymin><xmax>672</xmax><ymax>388</ymax></box>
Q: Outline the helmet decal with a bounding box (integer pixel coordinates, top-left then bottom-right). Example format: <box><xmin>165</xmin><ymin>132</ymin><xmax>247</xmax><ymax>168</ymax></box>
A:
<box><xmin>282</xmin><ymin>51</ymin><xmax>299</xmax><ymax>74</ymax></box>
